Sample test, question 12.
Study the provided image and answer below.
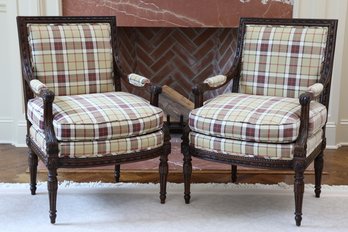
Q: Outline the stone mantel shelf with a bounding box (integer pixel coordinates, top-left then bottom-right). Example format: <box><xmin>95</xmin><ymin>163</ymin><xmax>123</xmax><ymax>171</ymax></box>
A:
<box><xmin>62</xmin><ymin>0</ymin><xmax>293</xmax><ymax>28</ymax></box>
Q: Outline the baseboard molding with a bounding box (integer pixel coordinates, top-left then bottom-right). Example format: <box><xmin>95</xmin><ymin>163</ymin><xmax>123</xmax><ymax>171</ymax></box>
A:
<box><xmin>0</xmin><ymin>118</ymin><xmax>26</xmax><ymax>147</ymax></box>
<box><xmin>340</xmin><ymin>119</ymin><xmax>348</xmax><ymax>125</ymax></box>
<box><xmin>0</xmin><ymin>118</ymin><xmax>14</xmax><ymax>143</ymax></box>
<box><xmin>325</xmin><ymin>121</ymin><xmax>337</xmax><ymax>148</ymax></box>
<box><xmin>14</xmin><ymin>121</ymin><xmax>26</xmax><ymax>147</ymax></box>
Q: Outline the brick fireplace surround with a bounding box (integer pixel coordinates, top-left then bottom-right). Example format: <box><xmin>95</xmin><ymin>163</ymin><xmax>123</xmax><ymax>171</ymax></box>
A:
<box><xmin>56</xmin><ymin>0</ymin><xmax>294</xmax><ymax>171</ymax></box>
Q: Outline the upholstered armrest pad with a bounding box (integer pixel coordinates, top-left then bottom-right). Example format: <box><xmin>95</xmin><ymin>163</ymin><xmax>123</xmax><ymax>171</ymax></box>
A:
<box><xmin>30</xmin><ymin>79</ymin><xmax>47</xmax><ymax>94</ymax></box>
<box><xmin>203</xmin><ymin>75</ymin><xmax>227</xmax><ymax>88</ymax></box>
<box><xmin>307</xmin><ymin>83</ymin><xmax>324</xmax><ymax>97</ymax></box>
<box><xmin>128</xmin><ymin>73</ymin><xmax>151</xmax><ymax>87</ymax></box>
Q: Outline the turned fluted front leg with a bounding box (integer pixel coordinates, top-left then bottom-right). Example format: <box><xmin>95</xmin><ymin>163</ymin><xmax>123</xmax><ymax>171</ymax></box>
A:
<box><xmin>28</xmin><ymin>150</ymin><xmax>38</xmax><ymax>195</ymax></box>
<box><xmin>182</xmin><ymin>125</ymin><xmax>192</xmax><ymax>204</ymax></box>
<box><xmin>294</xmin><ymin>169</ymin><xmax>305</xmax><ymax>226</ymax></box>
<box><xmin>48</xmin><ymin>168</ymin><xmax>58</xmax><ymax>224</ymax></box>
<box><xmin>159</xmin><ymin>153</ymin><xmax>169</xmax><ymax>204</ymax></box>
<box><xmin>314</xmin><ymin>152</ymin><xmax>324</xmax><ymax>198</ymax></box>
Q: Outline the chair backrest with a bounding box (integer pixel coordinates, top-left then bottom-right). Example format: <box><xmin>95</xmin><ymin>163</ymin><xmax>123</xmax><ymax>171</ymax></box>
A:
<box><xmin>237</xmin><ymin>18</ymin><xmax>337</xmax><ymax>99</ymax></box>
<box><xmin>17</xmin><ymin>17</ymin><xmax>119</xmax><ymax>96</ymax></box>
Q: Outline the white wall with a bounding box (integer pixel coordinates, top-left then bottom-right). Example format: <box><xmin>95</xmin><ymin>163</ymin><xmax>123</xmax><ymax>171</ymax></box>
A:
<box><xmin>0</xmin><ymin>0</ymin><xmax>61</xmax><ymax>146</ymax></box>
<box><xmin>293</xmin><ymin>0</ymin><xmax>348</xmax><ymax>148</ymax></box>
<box><xmin>0</xmin><ymin>0</ymin><xmax>347</xmax><ymax>148</ymax></box>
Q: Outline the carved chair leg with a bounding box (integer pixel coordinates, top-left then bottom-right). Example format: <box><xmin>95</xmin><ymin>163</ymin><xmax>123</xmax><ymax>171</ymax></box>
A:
<box><xmin>294</xmin><ymin>170</ymin><xmax>305</xmax><ymax>226</ymax></box>
<box><xmin>183</xmin><ymin>152</ymin><xmax>192</xmax><ymax>204</ymax></box>
<box><xmin>114</xmin><ymin>164</ymin><xmax>121</xmax><ymax>183</ymax></box>
<box><xmin>159</xmin><ymin>153</ymin><xmax>169</xmax><ymax>204</ymax></box>
<box><xmin>314</xmin><ymin>152</ymin><xmax>324</xmax><ymax>198</ymax></box>
<box><xmin>48</xmin><ymin>168</ymin><xmax>58</xmax><ymax>224</ymax></box>
<box><xmin>231</xmin><ymin>165</ymin><xmax>237</xmax><ymax>183</ymax></box>
<box><xmin>28</xmin><ymin>150</ymin><xmax>38</xmax><ymax>195</ymax></box>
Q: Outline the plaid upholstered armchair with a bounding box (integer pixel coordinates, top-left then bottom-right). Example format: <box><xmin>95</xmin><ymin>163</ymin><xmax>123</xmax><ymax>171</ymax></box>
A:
<box><xmin>17</xmin><ymin>16</ymin><xmax>170</xmax><ymax>223</ymax></box>
<box><xmin>182</xmin><ymin>18</ymin><xmax>337</xmax><ymax>226</ymax></box>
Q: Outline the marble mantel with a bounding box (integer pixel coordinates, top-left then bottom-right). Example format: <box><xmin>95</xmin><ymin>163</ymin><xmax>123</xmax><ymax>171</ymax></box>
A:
<box><xmin>62</xmin><ymin>0</ymin><xmax>293</xmax><ymax>28</ymax></box>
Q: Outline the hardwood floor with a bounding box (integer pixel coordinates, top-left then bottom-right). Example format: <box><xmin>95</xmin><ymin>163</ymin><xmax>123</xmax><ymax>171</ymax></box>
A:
<box><xmin>1</xmin><ymin>144</ymin><xmax>348</xmax><ymax>185</ymax></box>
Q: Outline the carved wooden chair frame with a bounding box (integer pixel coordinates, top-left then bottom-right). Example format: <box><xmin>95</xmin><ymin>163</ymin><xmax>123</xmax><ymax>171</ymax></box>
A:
<box><xmin>182</xmin><ymin>18</ymin><xmax>338</xmax><ymax>226</ymax></box>
<box><xmin>17</xmin><ymin>16</ymin><xmax>171</xmax><ymax>223</ymax></box>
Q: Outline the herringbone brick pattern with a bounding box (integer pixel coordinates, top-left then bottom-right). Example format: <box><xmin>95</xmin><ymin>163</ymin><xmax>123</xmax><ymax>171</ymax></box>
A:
<box><xmin>118</xmin><ymin>27</ymin><xmax>238</xmax><ymax>101</ymax></box>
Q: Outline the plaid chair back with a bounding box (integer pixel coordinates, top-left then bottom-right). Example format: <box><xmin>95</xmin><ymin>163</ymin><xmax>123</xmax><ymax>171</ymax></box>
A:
<box><xmin>240</xmin><ymin>25</ymin><xmax>328</xmax><ymax>98</ymax></box>
<box><xmin>28</xmin><ymin>23</ymin><xmax>114</xmax><ymax>96</ymax></box>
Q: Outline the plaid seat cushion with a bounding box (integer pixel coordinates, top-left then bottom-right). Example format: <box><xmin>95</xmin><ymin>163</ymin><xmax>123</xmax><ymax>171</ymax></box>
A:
<box><xmin>189</xmin><ymin>93</ymin><xmax>326</xmax><ymax>143</ymax></box>
<box><xmin>30</xmin><ymin>126</ymin><xmax>163</xmax><ymax>158</ymax></box>
<box><xmin>240</xmin><ymin>25</ymin><xmax>328</xmax><ymax>98</ymax></box>
<box><xmin>27</xmin><ymin>92</ymin><xmax>163</xmax><ymax>141</ymax></box>
<box><xmin>28</xmin><ymin>23</ymin><xmax>114</xmax><ymax>96</ymax></box>
<box><xmin>190</xmin><ymin>130</ymin><xmax>322</xmax><ymax>160</ymax></box>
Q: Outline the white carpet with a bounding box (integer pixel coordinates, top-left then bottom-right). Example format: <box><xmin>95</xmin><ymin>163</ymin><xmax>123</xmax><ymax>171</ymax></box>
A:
<box><xmin>0</xmin><ymin>182</ymin><xmax>347</xmax><ymax>232</ymax></box>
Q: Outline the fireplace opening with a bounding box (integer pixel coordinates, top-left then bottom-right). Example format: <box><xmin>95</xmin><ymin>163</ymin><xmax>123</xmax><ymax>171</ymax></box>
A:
<box><xmin>118</xmin><ymin>27</ymin><xmax>238</xmax><ymax>132</ymax></box>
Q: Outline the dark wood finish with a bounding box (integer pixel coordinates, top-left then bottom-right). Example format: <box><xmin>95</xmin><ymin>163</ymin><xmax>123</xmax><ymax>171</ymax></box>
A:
<box><xmin>16</xmin><ymin>16</ymin><xmax>171</xmax><ymax>224</ymax></box>
<box><xmin>183</xmin><ymin>18</ymin><xmax>338</xmax><ymax>227</ymax></box>
<box><xmin>28</xmin><ymin>150</ymin><xmax>38</xmax><ymax>195</ymax></box>
<box><xmin>1</xmin><ymin>144</ymin><xmax>348</xmax><ymax>184</ymax></box>
<box><xmin>231</xmin><ymin>165</ymin><xmax>237</xmax><ymax>183</ymax></box>
<box><xmin>314</xmin><ymin>151</ymin><xmax>324</xmax><ymax>197</ymax></box>
<box><xmin>114</xmin><ymin>164</ymin><xmax>120</xmax><ymax>182</ymax></box>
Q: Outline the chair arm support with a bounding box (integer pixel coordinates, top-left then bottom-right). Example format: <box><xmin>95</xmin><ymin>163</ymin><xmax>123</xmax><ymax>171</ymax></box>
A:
<box><xmin>294</xmin><ymin>92</ymin><xmax>313</xmax><ymax>158</ymax></box>
<box><xmin>192</xmin><ymin>73</ymin><xmax>236</xmax><ymax>108</ymax></box>
<box><xmin>29</xmin><ymin>80</ymin><xmax>58</xmax><ymax>155</ymax></box>
<box><xmin>192</xmin><ymin>55</ymin><xmax>241</xmax><ymax>108</ymax></box>
<box><xmin>150</xmin><ymin>84</ymin><xmax>162</xmax><ymax>107</ymax></box>
<box><xmin>127</xmin><ymin>73</ymin><xmax>162</xmax><ymax>107</ymax></box>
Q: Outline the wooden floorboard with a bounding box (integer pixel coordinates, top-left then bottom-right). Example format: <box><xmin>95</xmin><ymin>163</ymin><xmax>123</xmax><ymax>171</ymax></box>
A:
<box><xmin>1</xmin><ymin>144</ymin><xmax>348</xmax><ymax>185</ymax></box>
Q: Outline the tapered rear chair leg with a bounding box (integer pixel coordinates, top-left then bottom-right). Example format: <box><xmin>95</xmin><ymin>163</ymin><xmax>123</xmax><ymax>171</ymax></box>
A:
<box><xmin>28</xmin><ymin>150</ymin><xmax>38</xmax><ymax>195</ymax></box>
<box><xmin>231</xmin><ymin>165</ymin><xmax>237</xmax><ymax>183</ymax></box>
<box><xmin>114</xmin><ymin>164</ymin><xmax>120</xmax><ymax>183</ymax></box>
<box><xmin>314</xmin><ymin>151</ymin><xmax>324</xmax><ymax>198</ymax></box>
<box><xmin>159</xmin><ymin>153</ymin><xmax>169</xmax><ymax>204</ymax></box>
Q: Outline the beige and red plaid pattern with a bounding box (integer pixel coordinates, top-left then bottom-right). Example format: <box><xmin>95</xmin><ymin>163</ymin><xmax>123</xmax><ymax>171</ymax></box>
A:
<box><xmin>203</xmin><ymin>75</ymin><xmax>227</xmax><ymax>88</ymax></box>
<box><xmin>30</xmin><ymin>126</ymin><xmax>163</xmax><ymax>158</ymax></box>
<box><xmin>190</xmin><ymin>129</ymin><xmax>322</xmax><ymax>160</ymax></box>
<box><xmin>128</xmin><ymin>73</ymin><xmax>151</xmax><ymax>87</ymax></box>
<box><xmin>307</xmin><ymin>83</ymin><xmax>324</xmax><ymax>97</ymax></box>
<box><xmin>28</xmin><ymin>23</ymin><xmax>114</xmax><ymax>96</ymax></box>
<box><xmin>30</xmin><ymin>79</ymin><xmax>47</xmax><ymax>94</ymax></box>
<box><xmin>27</xmin><ymin>92</ymin><xmax>163</xmax><ymax>141</ymax></box>
<box><xmin>189</xmin><ymin>93</ymin><xmax>326</xmax><ymax>143</ymax></box>
<box><xmin>240</xmin><ymin>25</ymin><xmax>328</xmax><ymax>98</ymax></box>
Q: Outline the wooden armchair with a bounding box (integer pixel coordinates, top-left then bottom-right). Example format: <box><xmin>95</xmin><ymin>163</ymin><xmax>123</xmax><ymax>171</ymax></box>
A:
<box><xmin>17</xmin><ymin>16</ymin><xmax>170</xmax><ymax>223</ymax></box>
<box><xmin>182</xmin><ymin>18</ymin><xmax>337</xmax><ymax>226</ymax></box>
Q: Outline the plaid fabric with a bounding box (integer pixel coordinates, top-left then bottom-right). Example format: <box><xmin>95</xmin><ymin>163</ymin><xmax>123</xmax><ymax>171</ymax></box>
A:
<box><xmin>30</xmin><ymin>126</ymin><xmax>163</xmax><ymax>158</ymax></box>
<box><xmin>189</xmin><ymin>93</ymin><xmax>327</xmax><ymax>143</ymax></box>
<box><xmin>190</xmin><ymin>129</ymin><xmax>323</xmax><ymax>160</ymax></box>
<box><xmin>128</xmin><ymin>73</ymin><xmax>150</xmax><ymax>87</ymax></box>
<box><xmin>27</xmin><ymin>92</ymin><xmax>163</xmax><ymax>141</ymax></box>
<box><xmin>307</xmin><ymin>83</ymin><xmax>324</xmax><ymax>97</ymax></box>
<box><xmin>30</xmin><ymin>79</ymin><xmax>47</xmax><ymax>94</ymax></box>
<box><xmin>240</xmin><ymin>25</ymin><xmax>328</xmax><ymax>98</ymax></box>
<box><xmin>203</xmin><ymin>75</ymin><xmax>227</xmax><ymax>88</ymax></box>
<box><xmin>28</xmin><ymin>23</ymin><xmax>114</xmax><ymax>96</ymax></box>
